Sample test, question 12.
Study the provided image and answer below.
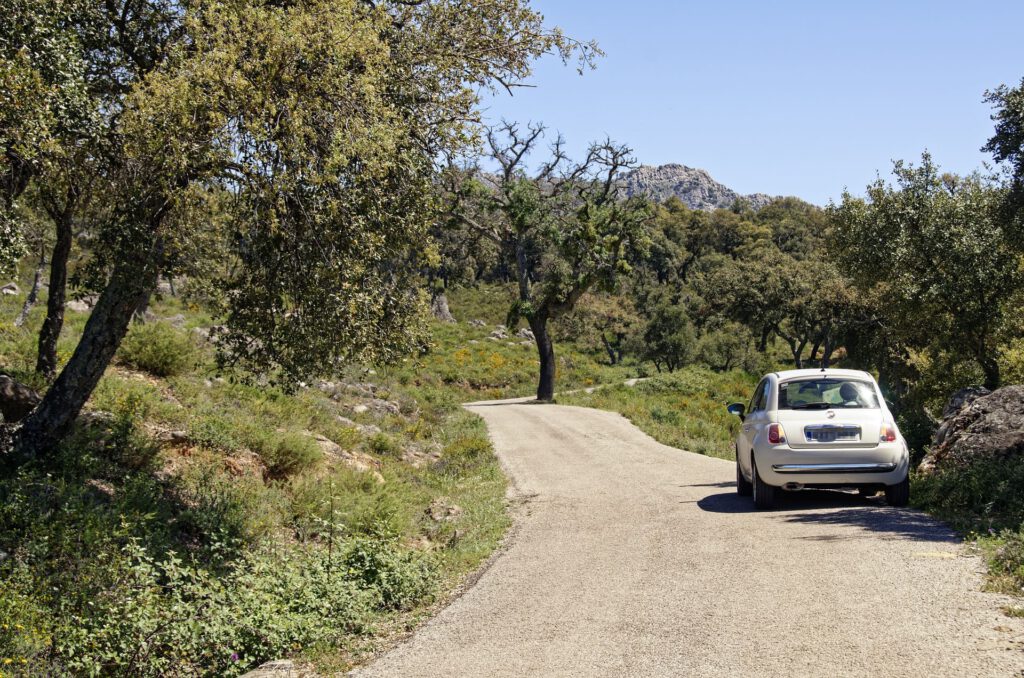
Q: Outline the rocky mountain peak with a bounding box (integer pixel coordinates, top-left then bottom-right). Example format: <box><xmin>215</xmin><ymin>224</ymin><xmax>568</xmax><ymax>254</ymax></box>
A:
<box><xmin>619</xmin><ymin>164</ymin><xmax>774</xmax><ymax>211</ymax></box>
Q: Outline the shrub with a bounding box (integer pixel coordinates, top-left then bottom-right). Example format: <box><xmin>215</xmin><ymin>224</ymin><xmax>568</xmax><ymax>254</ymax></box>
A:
<box><xmin>368</xmin><ymin>433</ymin><xmax>400</xmax><ymax>457</ymax></box>
<box><xmin>258</xmin><ymin>431</ymin><xmax>322</xmax><ymax>479</ymax></box>
<box><xmin>5</xmin><ymin>540</ymin><xmax>377</xmax><ymax>677</ymax></box>
<box><xmin>119</xmin><ymin>321</ymin><xmax>198</xmax><ymax>377</ymax></box>
<box><xmin>188</xmin><ymin>414</ymin><xmax>242</xmax><ymax>452</ymax></box>
<box><xmin>438</xmin><ymin>436</ymin><xmax>492</xmax><ymax>475</ymax></box>
<box><xmin>342</xmin><ymin>537</ymin><xmax>436</xmax><ymax>611</ymax></box>
<box><xmin>985</xmin><ymin>529</ymin><xmax>1024</xmax><ymax>594</ymax></box>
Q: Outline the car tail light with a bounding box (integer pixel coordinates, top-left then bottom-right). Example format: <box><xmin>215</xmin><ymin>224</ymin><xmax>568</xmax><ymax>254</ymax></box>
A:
<box><xmin>880</xmin><ymin>422</ymin><xmax>897</xmax><ymax>442</ymax></box>
<box><xmin>768</xmin><ymin>423</ymin><xmax>786</xmax><ymax>444</ymax></box>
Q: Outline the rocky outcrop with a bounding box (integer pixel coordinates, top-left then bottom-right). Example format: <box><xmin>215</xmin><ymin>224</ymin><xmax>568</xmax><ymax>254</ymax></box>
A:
<box><xmin>919</xmin><ymin>385</ymin><xmax>1024</xmax><ymax>473</ymax></box>
<box><xmin>618</xmin><ymin>164</ymin><xmax>774</xmax><ymax>211</ymax></box>
<box><xmin>0</xmin><ymin>375</ymin><xmax>41</xmax><ymax>423</ymax></box>
<box><xmin>430</xmin><ymin>292</ymin><xmax>456</xmax><ymax>323</ymax></box>
<box><xmin>478</xmin><ymin>163</ymin><xmax>777</xmax><ymax>212</ymax></box>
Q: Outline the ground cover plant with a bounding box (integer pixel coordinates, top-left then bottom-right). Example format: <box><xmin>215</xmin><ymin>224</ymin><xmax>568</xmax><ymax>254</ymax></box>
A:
<box><xmin>0</xmin><ymin>287</ymin><xmax>518</xmax><ymax>675</ymax></box>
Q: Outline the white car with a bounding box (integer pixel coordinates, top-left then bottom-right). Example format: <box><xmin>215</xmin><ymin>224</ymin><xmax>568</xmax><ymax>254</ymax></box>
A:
<box><xmin>727</xmin><ymin>368</ymin><xmax>910</xmax><ymax>509</ymax></box>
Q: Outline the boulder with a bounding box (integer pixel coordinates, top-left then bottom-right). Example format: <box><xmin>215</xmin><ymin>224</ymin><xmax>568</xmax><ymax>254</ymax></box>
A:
<box><xmin>919</xmin><ymin>385</ymin><xmax>1024</xmax><ymax>474</ymax></box>
<box><xmin>311</xmin><ymin>433</ymin><xmax>384</xmax><ymax>482</ymax></box>
<box><xmin>0</xmin><ymin>375</ymin><xmax>41</xmax><ymax>423</ymax></box>
<box><xmin>430</xmin><ymin>292</ymin><xmax>456</xmax><ymax>323</ymax></box>
<box><xmin>67</xmin><ymin>299</ymin><xmax>92</xmax><ymax>313</ymax></box>
<box><xmin>162</xmin><ymin>314</ymin><xmax>187</xmax><ymax>328</ymax></box>
<box><xmin>468</xmin><ymin>319</ymin><xmax>487</xmax><ymax>327</ymax></box>
<box><xmin>1</xmin><ymin>282</ymin><xmax>19</xmax><ymax>295</ymax></box>
<box><xmin>426</xmin><ymin>497</ymin><xmax>463</xmax><ymax>522</ymax></box>
<box><xmin>489</xmin><ymin>325</ymin><xmax>508</xmax><ymax>340</ymax></box>
<box><xmin>516</xmin><ymin>327</ymin><xmax>535</xmax><ymax>340</ymax></box>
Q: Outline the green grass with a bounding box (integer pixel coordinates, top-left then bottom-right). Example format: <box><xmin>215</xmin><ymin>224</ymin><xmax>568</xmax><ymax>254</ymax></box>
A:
<box><xmin>0</xmin><ymin>282</ymin><xmax>517</xmax><ymax>675</ymax></box>
<box><xmin>560</xmin><ymin>368</ymin><xmax>757</xmax><ymax>459</ymax></box>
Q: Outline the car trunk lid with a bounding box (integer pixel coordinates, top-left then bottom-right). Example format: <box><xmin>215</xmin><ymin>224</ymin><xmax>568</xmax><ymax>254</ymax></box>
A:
<box><xmin>776</xmin><ymin>408</ymin><xmax>882</xmax><ymax>449</ymax></box>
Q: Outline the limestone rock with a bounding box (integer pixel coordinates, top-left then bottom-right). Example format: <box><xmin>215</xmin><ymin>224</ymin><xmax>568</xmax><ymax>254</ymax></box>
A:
<box><xmin>67</xmin><ymin>299</ymin><xmax>91</xmax><ymax>312</ymax></box>
<box><xmin>619</xmin><ymin>164</ymin><xmax>775</xmax><ymax>211</ymax></box>
<box><xmin>426</xmin><ymin>497</ymin><xmax>463</xmax><ymax>522</ymax></box>
<box><xmin>919</xmin><ymin>385</ymin><xmax>1024</xmax><ymax>474</ymax></box>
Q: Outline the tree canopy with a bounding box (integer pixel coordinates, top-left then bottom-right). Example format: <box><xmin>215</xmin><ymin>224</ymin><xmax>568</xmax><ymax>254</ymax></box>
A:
<box><xmin>1</xmin><ymin>0</ymin><xmax>598</xmax><ymax>453</ymax></box>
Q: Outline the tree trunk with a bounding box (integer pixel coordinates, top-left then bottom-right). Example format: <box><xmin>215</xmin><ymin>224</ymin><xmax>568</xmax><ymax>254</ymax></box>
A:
<box><xmin>14</xmin><ymin>251</ymin><xmax>45</xmax><ymax>328</ymax></box>
<box><xmin>980</xmin><ymin>355</ymin><xmax>1000</xmax><ymax>391</ymax></box>
<box><xmin>35</xmin><ymin>208</ymin><xmax>74</xmax><ymax>378</ymax></box>
<box><xmin>758</xmin><ymin>326</ymin><xmax>770</xmax><ymax>353</ymax></box>
<box><xmin>133</xmin><ymin>286</ymin><xmax>154</xmax><ymax>323</ymax></box>
<box><xmin>16</xmin><ymin>244</ymin><xmax>162</xmax><ymax>456</ymax></box>
<box><xmin>820</xmin><ymin>338</ymin><xmax>834</xmax><ymax>369</ymax></box>
<box><xmin>600</xmin><ymin>333</ymin><xmax>618</xmax><ymax>365</ymax></box>
<box><xmin>809</xmin><ymin>339</ymin><xmax>821</xmax><ymax>365</ymax></box>
<box><xmin>530</xmin><ymin>314</ymin><xmax>556</xmax><ymax>401</ymax></box>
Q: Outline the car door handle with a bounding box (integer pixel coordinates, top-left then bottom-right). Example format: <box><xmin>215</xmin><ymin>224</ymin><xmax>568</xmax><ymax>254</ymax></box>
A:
<box><xmin>743</xmin><ymin>425</ymin><xmax>753</xmax><ymax>432</ymax></box>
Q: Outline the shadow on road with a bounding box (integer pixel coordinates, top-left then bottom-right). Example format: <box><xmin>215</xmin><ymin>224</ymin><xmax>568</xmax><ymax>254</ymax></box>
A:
<box><xmin>697</xmin><ymin>490</ymin><xmax>958</xmax><ymax>543</ymax></box>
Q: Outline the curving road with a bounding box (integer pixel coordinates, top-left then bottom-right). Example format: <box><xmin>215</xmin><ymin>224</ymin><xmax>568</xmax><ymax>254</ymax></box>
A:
<box><xmin>358</xmin><ymin>400</ymin><xmax>1024</xmax><ymax>677</ymax></box>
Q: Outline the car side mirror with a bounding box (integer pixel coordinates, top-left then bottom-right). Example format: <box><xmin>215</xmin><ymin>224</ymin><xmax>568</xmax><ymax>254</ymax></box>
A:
<box><xmin>727</xmin><ymin>402</ymin><xmax>746</xmax><ymax>421</ymax></box>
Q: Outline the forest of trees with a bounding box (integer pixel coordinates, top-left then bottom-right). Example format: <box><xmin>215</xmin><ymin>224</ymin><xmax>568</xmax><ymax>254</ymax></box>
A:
<box><xmin>434</xmin><ymin>131</ymin><xmax>1024</xmax><ymax>450</ymax></box>
<box><xmin>2</xmin><ymin>0</ymin><xmax>1023</xmax><ymax>457</ymax></box>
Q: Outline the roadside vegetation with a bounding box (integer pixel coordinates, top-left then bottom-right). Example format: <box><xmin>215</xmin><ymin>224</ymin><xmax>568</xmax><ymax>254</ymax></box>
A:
<box><xmin>3</xmin><ymin>0</ymin><xmax>1024</xmax><ymax>669</ymax></box>
<box><xmin>0</xmin><ymin>282</ymin><xmax>637</xmax><ymax>675</ymax></box>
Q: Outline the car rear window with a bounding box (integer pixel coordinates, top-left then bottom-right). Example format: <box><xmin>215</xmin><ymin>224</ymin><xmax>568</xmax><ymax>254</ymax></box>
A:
<box><xmin>778</xmin><ymin>378</ymin><xmax>879</xmax><ymax>410</ymax></box>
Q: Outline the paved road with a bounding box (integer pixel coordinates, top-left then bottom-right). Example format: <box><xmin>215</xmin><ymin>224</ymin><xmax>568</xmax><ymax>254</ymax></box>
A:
<box><xmin>358</xmin><ymin>401</ymin><xmax>1024</xmax><ymax>677</ymax></box>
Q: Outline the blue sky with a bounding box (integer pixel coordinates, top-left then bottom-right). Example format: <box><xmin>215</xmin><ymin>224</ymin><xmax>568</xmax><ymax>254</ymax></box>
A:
<box><xmin>480</xmin><ymin>1</ymin><xmax>1024</xmax><ymax>205</ymax></box>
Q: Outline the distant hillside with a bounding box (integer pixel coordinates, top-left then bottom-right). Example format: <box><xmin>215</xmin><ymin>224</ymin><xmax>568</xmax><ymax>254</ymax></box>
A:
<box><xmin>619</xmin><ymin>164</ymin><xmax>775</xmax><ymax>210</ymax></box>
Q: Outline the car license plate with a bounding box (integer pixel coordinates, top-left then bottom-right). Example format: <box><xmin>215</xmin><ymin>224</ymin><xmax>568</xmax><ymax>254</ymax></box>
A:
<box><xmin>812</xmin><ymin>430</ymin><xmax>837</xmax><ymax>442</ymax></box>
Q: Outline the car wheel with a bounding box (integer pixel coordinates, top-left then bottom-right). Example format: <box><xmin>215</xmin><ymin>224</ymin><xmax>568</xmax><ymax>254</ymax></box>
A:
<box><xmin>736</xmin><ymin>454</ymin><xmax>753</xmax><ymax>497</ymax></box>
<box><xmin>752</xmin><ymin>454</ymin><xmax>776</xmax><ymax>510</ymax></box>
<box><xmin>885</xmin><ymin>474</ymin><xmax>910</xmax><ymax>507</ymax></box>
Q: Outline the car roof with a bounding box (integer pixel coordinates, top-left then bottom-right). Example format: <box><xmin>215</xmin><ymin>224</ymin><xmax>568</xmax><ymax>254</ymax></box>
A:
<box><xmin>771</xmin><ymin>368</ymin><xmax>875</xmax><ymax>382</ymax></box>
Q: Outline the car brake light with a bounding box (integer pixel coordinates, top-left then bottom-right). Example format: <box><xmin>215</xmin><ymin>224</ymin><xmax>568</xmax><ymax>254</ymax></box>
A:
<box><xmin>768</xmin><ymin>423</ymin><xmax>786</xmax><ymax>444</ymax></box>
<box><xmin>880</xmin><ymin>423</ymin><xmax>897</xmax><ymax>442</ymax></box>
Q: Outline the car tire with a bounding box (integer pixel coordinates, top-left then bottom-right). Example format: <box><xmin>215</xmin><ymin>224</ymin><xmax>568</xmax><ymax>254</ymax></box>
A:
<box><xmin>752</xmin><ymin>455</ymin><xmax>776</xmax><ymax>510</ymax></box>
<box><xmin>736</xmin><ymin>455</ymin><xmax>753</xmax><ymax>497</ymax></box>
<box><xmin>885</xmin><ymin>474</ymin><xmax>910</xmax><ymax>507</ymax></box>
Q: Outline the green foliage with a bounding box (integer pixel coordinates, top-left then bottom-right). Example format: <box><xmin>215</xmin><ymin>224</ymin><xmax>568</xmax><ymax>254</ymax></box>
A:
<box><xmin>640</xmin><ymin>296</ymin><xmax>696</xmax><ymax>372</ymax></box>
<box><xmin>451</xmin><ymin>122</ymin><xmax>653</xmax><ymax>397</ymax></box>
<box><xmin>368</xmin><ymin>433</ymin><xmax>401</xmax><ymax>458</ymax></box>
<box><xmin>438</xmin><ymin>436</ymin><xmax>493</xmax><ymax>476</ymax></box>
<box><xmin>119</xmin><ymin>321</ymin><xmax>199</xmax><ymax>377</ymax></box>
<box><xmin>342</xmin><ymin>537</ymin><xmax>436</xmax><ymax>611</ymax></box>
<box><xmin>914</xmin><ymin>452</ymin><xmax>1024</xmax><ymax>596</ymax></box>
<box><xmin>830</xmin><ymin>154</ymin><xmax>1019</xmax><ymax>389</ymax></box>
<box><xmin>984</xmin><ymin>77</ymin><xmax>1024</xmax><ymax>240</ymax></box>
<box><xmin>0</xmin><ymin>288</ymin><xmax>516</xmax><ymax>673</ymax></box>
<box><xmin>255</xmin><ymin>431</ymin><xmax>323</xmax><ymax>480</ymax></box>
<box><xmin>1</xmin><ymin>536</ymin><xmax>384</xmax><ymax>676</ymax></box>
<box><xmin>697</xmin><ymin>322</ymin><xmax>759</xmax><ymax>373</ymax></box>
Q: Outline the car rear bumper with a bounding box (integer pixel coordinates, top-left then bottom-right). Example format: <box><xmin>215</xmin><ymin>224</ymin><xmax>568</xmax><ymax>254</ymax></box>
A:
<box><xmin>772</xmin><ymin>462</ymin><xmax>898</xmax><ymax>474</ymax></box>
<box><xmin>756</xmin><ymin>444</ymin><xmax>908</xmax><ymax>487</ymax></box>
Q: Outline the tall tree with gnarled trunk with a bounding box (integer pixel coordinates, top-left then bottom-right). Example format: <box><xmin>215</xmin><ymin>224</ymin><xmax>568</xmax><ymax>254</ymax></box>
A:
<box><xmin>450</xmin><ymin>122</ymin><xmax>652</xmax><ymax>400</ymax></box>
